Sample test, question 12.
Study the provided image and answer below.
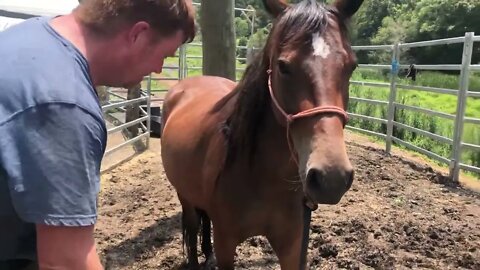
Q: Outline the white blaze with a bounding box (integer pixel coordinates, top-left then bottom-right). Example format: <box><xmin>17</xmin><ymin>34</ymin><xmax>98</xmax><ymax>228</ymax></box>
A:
<box><xmin>312</xmin><ymin>33</ymin><xmax>330</xmax><ymax>59</ymax></box>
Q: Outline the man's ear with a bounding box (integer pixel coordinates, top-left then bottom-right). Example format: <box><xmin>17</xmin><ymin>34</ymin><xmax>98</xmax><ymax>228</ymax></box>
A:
<box><xmin>128</xmin><ymin>21</ymin><xmax>150</xmax><ymax>44</ymax></box>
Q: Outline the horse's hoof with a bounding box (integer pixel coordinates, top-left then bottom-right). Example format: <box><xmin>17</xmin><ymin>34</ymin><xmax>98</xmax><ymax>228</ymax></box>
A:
<box><xmin>202</xmin><ymin>254</ymin><xmax>217</xmax><ymax>270</ymax></box>
<box><xmin>179</xmin><ymin>261</ymin><xmax>200</xmax><ymax>270</ymax></box>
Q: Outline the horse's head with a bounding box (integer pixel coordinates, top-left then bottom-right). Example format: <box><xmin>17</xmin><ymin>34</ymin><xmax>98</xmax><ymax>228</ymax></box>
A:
<box><xmin>263</xmin><ymin>0</ymin><xmax>362</xmax><ymax>206</ymax></box>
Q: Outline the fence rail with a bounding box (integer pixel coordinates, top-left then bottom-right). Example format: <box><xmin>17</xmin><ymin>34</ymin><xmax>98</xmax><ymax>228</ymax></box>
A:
<box><xmin>350</xmin><ymin>96</ymin><xmax>388</xmax><ymax>106</ymax></box>
<box><xmin>398</xmin><ymin>36</ymin><xmax>466</xmax><ymax>48</ymax></box>
<box><xmin>346</xmin><ymin>125</ymin><xmax>387</xmax><ymax>139</ymax></box>
<box><xmin>101</xmin><ymin>86</ymin><xmax>151</xmax><ymax>157</ymax></box>
<box><xmin>394</xmin><ymin>103</ymin><xmax>456</xmax><ymax>120</ymax></box>
<box><xmin>396</xmin><ymin>84</ymin><xmax>459</xmax><ymax>95</ymax></box>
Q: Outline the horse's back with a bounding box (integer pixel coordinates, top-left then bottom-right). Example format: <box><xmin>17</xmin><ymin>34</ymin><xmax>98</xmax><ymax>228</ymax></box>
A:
<box><xmin>161</xmin><ymin>76</ymin><xmax>237</xmax><ymax>208</ymax></box>
<box><xmin>163</xmin><ymin>76</ymin><xmax>235</xmax><ymax>116</ymax></box>
<box><xmin>162</xmin><ymin>75</ymin><xmax>236</xmax><ymax>140</ymax></box>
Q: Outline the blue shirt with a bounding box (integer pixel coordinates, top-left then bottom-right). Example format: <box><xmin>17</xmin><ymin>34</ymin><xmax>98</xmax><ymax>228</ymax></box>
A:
<box><xmin>0</xmin><ymin>16</ymin><xmax>107</xmax><ymax>261</ymax></box>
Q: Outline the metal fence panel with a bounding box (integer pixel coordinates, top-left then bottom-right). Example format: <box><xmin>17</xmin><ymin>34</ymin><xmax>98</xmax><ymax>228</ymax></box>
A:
<box><xmin>346</xmin><ymin>32</ymin><xmax>480</xmax><ymax>180</ymax></box>
<box><xmin>391</xmin><ymin>137</ymin><xmax>451</xmax><ymax>164</ymax></box>
<box><xmin>393</xmin><ymin>103</ymin><xmax>456</xmax><ymax>120</ymax></box>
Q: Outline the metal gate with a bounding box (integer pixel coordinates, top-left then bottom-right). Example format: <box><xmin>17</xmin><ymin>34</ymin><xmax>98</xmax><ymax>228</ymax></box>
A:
<box><xmin>348</xmin><ymin>32</ymin><xmax>480</xmax><ymax>181</ymax></box>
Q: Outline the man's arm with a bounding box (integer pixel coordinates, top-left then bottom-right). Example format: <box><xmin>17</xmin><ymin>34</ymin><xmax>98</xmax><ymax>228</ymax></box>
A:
<box><xmin>36</xmin><ymin>225</ymin><xmax>103</xmax><ymax>270</ymax></box>
<box><xmin>0</xmin><ymin>103</ymin><xmax>107</xmax><ymax>269</ymax></box>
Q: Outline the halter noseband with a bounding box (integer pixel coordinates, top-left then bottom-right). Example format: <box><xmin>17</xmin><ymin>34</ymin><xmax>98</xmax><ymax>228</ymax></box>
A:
<box><xmin>266</xmin><ymin>68</ymin><xmax>349</xmax><ymax>165</ymax></box>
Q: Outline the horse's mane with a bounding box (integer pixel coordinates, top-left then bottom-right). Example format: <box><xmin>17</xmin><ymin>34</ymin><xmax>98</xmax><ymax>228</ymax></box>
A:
<box><xmin>222</xmin><ymin>0</ymin><xmax>332</xmax><ymax>166</ymax></box>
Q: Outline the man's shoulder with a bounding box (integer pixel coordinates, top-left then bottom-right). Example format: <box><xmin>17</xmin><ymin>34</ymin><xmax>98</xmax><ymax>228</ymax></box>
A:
<box><xmin>0</xmin><ymin>16</ymin><xmax>43</xmax><ymax>34</ymax></box>
<box><xmin>0</xmin><ymin>16</ymin><xmax>82</xmax><ymax>78</ymax></box>
<box><xmin>0</xmin><ymin>16</ymin><xmax>102</xmax><ymax>126</ymax></box>
<box><xmin>0</xmin><ymin>17</ymin><xmax>50</xmax><ymax>53</ymax></box>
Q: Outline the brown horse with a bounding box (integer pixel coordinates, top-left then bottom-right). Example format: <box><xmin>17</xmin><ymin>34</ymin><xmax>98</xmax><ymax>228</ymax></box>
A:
<box><xmin>160</xmin><ymin>0</ymin><xmax>363</xmax><ymax>269</ymax></box>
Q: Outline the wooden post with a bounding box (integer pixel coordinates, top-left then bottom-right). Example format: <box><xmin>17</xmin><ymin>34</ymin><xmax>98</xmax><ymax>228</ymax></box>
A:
<box><xmin>95</xmin><ymin>86</ymin><xmax>109</xmax><ymax>106</ymax></box>
<box><xmin>124</xmin><ymin>83</ymin><xmax>146</xmax><ymax>152</ymax></box>
<box><xmin>200</xmin><ymin>0</ymin><xmax>236</xmax><ymax>80</ymax></box>
<box><xmin>125</xmin><ymin>83</ymin><xmax>141</xmax><ymax>138</ymax></box>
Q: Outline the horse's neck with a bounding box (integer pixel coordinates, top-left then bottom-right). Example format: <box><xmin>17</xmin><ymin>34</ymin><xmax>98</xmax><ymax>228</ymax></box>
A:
<box><xmin>220</xmin><ymin>83</ymin><xmax>301</xmax><ymax>196</ymax></box>
<box><xmin>225</xmin><ymin>55</ymin><xmax>298</xmax><ymax>178</ymax></box>
<box><xmin>228</xmin><ymin>107</ymin><xmax>302</xmax><ymax>200</ymax></box>
<box><xmin>230</xmin><ymin>99</ymin><xmax>296</xmax><ymax>175</ymax></box>
<box><xmin>256</xmin><ymin>105</ymin><xmax>297</xmax><ymax>173</ymax></box>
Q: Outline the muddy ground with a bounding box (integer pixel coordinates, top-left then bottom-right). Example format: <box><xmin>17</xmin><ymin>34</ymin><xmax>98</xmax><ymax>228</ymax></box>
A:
<box><xmin>96</xmin><ymin>133</ymin><xmax>480</xmax><ymax>270</ymax></box>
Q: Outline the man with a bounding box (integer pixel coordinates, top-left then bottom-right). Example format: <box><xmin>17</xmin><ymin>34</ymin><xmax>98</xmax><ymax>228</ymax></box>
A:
<box><xmin>406</xmin><ymin>63</ymin><xmax>417</xmax><ymax>82</ymax></box>
<box><xmin>0</xmin><ymin>0</ymin><xmax>195</xmax><ymax>269</ymax></box>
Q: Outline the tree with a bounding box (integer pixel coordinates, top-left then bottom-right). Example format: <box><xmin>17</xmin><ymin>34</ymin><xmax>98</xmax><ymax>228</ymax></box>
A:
<box><xmin>372</xmin><ymin>0</ymin><xmax>480</xmax><ymax>66</ymax></box>
<box><xmin>349</xmin><ymin>0</ymin><xmax>394</xmax><ymax>46</ymax></box>
<box><xmin>235</xmin><ymin>17</ymin><xmax>250</xmax><ymax>38</ymax></box>
<box><xmin>237</xmin><ymin>36</ymin><xmax>249</xmax><ymax>64</ymax></box>
<box><xmin>410</xmin><ymin>0</ymin><xmax>480</xmax><ymax>65</ymax></box>
<box><xmin>248</xmin><ymin>27</ymin><xmax>269</xmax><ymax>49</ymax></box>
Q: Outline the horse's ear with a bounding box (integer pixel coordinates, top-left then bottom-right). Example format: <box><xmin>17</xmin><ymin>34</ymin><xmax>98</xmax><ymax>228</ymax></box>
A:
<box><xmin>262</xmin><ymin>0</ymin><xmax>289</xmax><ymax>18</ymax></box>
<box><xmin>332</xmin><ymin>0</ymin><xmax>364</xmax><ymax>19</ymax></box>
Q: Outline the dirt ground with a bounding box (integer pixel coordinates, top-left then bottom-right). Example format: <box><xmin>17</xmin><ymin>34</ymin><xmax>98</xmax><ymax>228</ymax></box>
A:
<box><xmin>96</xmin><ymin>132</ymin><xmax>480</xmax><ymax>270</ymax></box>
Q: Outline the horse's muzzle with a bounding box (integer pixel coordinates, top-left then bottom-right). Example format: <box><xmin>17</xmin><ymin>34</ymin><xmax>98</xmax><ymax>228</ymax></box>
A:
<box><xmin>305</xmin><ymin>166</ymin><xmax>354</xmax><ymax>205</ymax></box>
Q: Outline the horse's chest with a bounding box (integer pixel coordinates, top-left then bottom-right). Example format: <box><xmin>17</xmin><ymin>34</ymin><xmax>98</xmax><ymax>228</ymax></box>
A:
<box><xmin>212</xmin><ymin>174</ymin><xmax>302</xmax><ymax>237</ymax></box>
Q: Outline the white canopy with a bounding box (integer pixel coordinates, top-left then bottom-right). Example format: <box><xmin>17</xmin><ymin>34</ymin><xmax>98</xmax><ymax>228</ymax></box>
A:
<box><xmin>0</xmin><ymin>0</ymin><xmax>79</xmax><ymax>30</ymax></box>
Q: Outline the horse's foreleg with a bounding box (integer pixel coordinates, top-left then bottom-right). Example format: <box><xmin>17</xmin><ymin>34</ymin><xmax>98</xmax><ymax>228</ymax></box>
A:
<box><xmin>267</xmin><ymin>226</ymin><xmax>304</xmax><ymax>270</ymax></box>
<box><xmin>179</xmin><ymin>196</ymin><xmax>201</xmax><ymax>269</ymax></box>
<box><xmin>213</xmin><ymin>227</ymin><xmax>237</xmax><ymax>270</ymax></box>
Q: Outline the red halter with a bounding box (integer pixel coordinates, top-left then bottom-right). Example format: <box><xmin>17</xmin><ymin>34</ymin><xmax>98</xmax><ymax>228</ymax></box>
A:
<box><xmin>266</xmin><ymin>69</ymin><xmax>349</xmax><ymax>165</ymax></box>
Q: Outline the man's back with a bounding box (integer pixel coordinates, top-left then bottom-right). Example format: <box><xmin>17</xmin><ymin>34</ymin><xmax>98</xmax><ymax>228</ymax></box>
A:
<box><xmin>0</xmin><ymin>17</ymin><xmax>106</xmax><ymax>263</ymax></box>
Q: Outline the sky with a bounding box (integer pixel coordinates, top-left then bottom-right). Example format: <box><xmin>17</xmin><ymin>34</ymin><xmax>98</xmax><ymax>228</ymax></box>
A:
<box><xmin>0</xmin><ymin>0</ymin><xmax>79</xmax><ymax>30</ymax></box>
<box><xmin>0</xmin><ymin>0</ymin><xmax>79</xmax><ymax>16</ymax></box>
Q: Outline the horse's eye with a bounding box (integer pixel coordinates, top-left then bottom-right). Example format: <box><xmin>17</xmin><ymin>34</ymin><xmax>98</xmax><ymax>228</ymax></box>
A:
<box><xmin>277</xmin><ymin>59</ymin><xmax>291</xmax><ymax>75</ymax></box>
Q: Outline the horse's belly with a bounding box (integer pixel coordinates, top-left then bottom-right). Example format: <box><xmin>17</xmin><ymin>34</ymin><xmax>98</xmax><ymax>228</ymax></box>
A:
<box><xmin>161</xmin><ymin>76</ymin><xmax>234</xmax><ymax>209</ymax></box>
<box><xmin>161</xmin><ymin>132</ymin><xmax>223</xmax><ymax>209</ymax></box>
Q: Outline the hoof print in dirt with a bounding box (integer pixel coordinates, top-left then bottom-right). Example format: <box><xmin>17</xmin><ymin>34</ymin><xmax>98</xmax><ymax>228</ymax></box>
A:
<box><xmin>318</xmin><ymin>243</ymin><xmax>339</xmax><ymax>258</ymax></box>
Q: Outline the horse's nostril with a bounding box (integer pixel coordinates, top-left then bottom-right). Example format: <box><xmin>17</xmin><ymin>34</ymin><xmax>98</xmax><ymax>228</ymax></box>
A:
<box><xmin>306</xmin><ymin>167</ymin><xmax>353</xmax><ymax>205</ymax></box>
<box><xmin>306</xmin><ymin>169</ymin><xmax>324</xmax><ymax>190</ymax></box>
